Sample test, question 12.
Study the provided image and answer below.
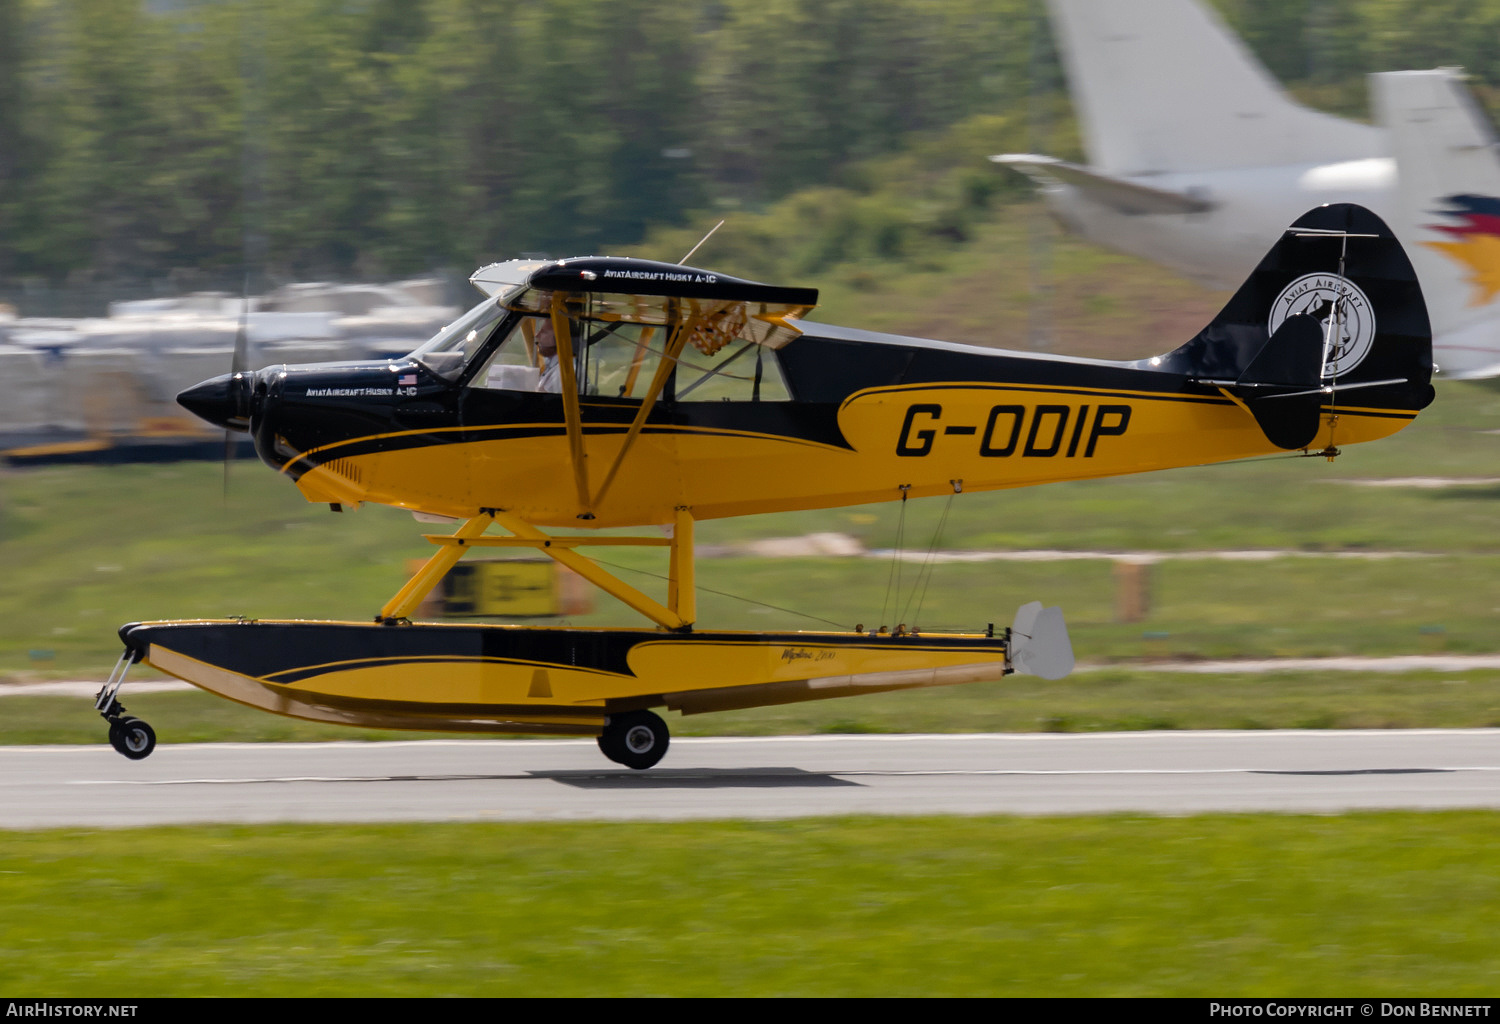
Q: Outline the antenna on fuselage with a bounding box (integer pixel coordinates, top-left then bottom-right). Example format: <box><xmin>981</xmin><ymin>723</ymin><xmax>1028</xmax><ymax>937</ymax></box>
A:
<box><xmin>679</xmin><ymin>220</ymin><xmax>726</xmax><ymax>265</ymax></box>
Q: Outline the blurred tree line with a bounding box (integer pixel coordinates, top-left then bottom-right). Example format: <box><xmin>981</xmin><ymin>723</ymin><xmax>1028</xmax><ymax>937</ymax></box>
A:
<box><xmin>0</xmin><ymin>0</ymin><xmax>1044</xmax><ymax>285</ymax></box>
<box><xmin>2</xmin><ymin>0</ymin><xmax>1500</xmax><ymax>288</ymax></box>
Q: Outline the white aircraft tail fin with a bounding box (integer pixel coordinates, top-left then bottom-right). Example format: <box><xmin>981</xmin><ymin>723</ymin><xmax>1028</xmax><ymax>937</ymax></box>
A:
<box><xmin>1372</xmin><ymin>69</ymin><xmax>1500</xmax><ymax>377</ymax></box>
<box><xmin>1048</xmin><ymin>0</ymin><xmax>1380</xmax><ymax>174</ymax></box>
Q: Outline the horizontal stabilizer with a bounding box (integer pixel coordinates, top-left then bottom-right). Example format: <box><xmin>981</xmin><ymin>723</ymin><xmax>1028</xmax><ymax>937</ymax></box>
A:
<box><xmin>1009</xmin><ymin>601</ymin><xmax>1074</xmax><ymax>680</ymax></box>
<box><xmin>990</xmin><ymin>154</ymin><xmax>1213</xmax><ymax>215</ymax></box>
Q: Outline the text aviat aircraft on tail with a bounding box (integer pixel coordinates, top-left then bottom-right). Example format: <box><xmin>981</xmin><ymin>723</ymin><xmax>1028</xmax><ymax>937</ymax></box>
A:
<box><xmin>96</xmin><ymin>204</ymin><xmax>1432</xmax><ymax>768</ymax></box>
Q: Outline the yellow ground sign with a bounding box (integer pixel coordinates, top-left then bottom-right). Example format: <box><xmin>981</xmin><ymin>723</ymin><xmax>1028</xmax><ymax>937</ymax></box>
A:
<box><xmin>440</xmin><ymin>560</ymin><xmax>591</xmax><ymax>618</ymax></box>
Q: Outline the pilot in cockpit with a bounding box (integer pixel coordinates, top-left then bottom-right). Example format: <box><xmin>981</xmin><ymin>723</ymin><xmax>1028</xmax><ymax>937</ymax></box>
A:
<box><xmin>535</xmin><ymin>317</ymin><xmax>562</xmax><ymax>393</ymax></box>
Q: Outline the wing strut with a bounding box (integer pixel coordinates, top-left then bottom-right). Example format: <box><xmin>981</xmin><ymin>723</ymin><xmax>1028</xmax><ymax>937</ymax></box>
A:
<box><xmin>550</xmin><ymin>292</ymin><xmax>593</xmax><ymax>515</ymax></box>
<box><xmin>590</xmin><ymin>311</ymin><xmax>691</xmax><ymax>511</ymax></box>
<box><xmin>552</xmin><ymin>294</ymin><xmax>694</xmax><ymax>518</ymax></box>
<box><xmin>375</xmin><ymin>512</ymin><xmax>497</xmax><ymax>623</ymax></box>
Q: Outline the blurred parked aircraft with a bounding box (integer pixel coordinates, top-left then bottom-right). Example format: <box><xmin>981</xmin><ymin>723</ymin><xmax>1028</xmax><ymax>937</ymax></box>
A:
<box><xmin>0</xmin><ymin>280</ymin><xmax>457</xmax><ymax>462</ymax></box>
<box><xmin>994</xmin><ymin>0</ymin><xmax>1500</xmax><ymax>379</ymax></box>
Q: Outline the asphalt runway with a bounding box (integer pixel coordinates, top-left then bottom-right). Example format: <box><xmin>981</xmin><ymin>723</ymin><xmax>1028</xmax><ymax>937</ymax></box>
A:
<box><xmin>4</xmin><ymin>730</ymin><xmax>1500</xmax><ymax>828</ymax></box>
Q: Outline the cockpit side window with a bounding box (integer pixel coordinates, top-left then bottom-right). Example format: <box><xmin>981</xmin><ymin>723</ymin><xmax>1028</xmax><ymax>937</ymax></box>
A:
<box><xmin>471</xmin><ymin>316</ymin><xmax>545</xmax><ymax>392</ymax></box>
<box><xmin>464</xmin><ymin>312</ymin><xmax>791</xmax><ymax>402</ymax></box>
<box><xmin>577</xmin><ymin>322</ymin><xmax>666</xmax><ymax>399</ymax></box>
<box><xmin>470</xmin><ymin>316</ymin><xmax>668</xmax><ymax>399</ymax></box>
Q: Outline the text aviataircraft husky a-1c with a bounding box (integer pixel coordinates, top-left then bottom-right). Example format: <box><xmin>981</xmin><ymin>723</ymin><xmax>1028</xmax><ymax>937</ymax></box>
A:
<box><xmin>95</xmin><ymin>204</ymin><xmax>1433</xmax><ymax>768</ymax></box>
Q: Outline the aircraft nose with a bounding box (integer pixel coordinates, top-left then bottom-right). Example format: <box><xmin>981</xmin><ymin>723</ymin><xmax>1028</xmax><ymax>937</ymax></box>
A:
<box><xmin>177</xmin><ymin>371</ymin><xmax>255</xmax><ymax>431</ymax></box>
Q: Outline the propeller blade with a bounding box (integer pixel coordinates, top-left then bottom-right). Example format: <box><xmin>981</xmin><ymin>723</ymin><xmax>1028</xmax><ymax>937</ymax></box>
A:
<box><xmin>231</xmin><ymin>271</ymin><xmax>250</xmax><ymax>376</ymax></box>
<box><xmin>223</xmin><ymin>271</ymin><xmax>252</xmax><ymax>500</ymax></box>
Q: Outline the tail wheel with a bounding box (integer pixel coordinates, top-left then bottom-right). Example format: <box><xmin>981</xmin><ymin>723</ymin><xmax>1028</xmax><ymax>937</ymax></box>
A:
<box><xmin>108</xmin><ymin>717</ymin><xmax>156</xmax><ymax>760</ymax></box>
<box><xmin>597</xmin><ymin>710</ymin><xmax>669</xmax><ymax>770</ymax></box>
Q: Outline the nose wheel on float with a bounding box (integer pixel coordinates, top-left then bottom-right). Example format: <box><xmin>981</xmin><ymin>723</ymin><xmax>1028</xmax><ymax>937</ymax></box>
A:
<box><xmin>95</xmin><ymin>649</ymin><xmax>157</xmax><ymax>760</ymax></box>
<box><xmin>107</xmin><ymin>715</ymin><xmax>157</xmax><ymax>760</ymax></box>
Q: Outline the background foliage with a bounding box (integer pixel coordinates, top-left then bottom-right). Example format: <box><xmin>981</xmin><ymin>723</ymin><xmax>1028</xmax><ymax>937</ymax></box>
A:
<box><xmin>0</xmin><ymin>0</ymin><xmax>1045</xmax><ymax>283</ymax></box>
<box><xmin>5</xmin><ymin>0</ymin><xmax>1500</xmax><ymax>289</ymax></box>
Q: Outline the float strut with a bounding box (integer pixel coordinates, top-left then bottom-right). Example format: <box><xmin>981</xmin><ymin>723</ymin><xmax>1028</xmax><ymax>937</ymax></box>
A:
<box><xmin>378</xmin><ymin>512</ymin><xmax>495</xmax><ymax>622</ymax></box>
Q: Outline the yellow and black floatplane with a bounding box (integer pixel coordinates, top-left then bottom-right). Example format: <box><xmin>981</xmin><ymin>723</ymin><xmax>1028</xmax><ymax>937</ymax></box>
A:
<box><xmin>97</xmin><ymin>205</ymin><xmax>1433</xmax><ymax>767</ymax></box>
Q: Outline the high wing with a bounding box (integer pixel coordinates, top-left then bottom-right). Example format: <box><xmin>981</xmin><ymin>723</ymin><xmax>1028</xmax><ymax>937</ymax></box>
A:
<box><xmin>470</xmin><ymin>256</ymin><xmax>818</xmax><ymax>351</ymax></box>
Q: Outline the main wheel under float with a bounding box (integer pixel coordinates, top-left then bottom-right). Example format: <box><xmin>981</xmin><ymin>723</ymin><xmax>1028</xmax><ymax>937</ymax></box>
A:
<box><xmin>598</xmin><ymin>710</ymin><xmax>670</xmax><ymax>769</ymax></box>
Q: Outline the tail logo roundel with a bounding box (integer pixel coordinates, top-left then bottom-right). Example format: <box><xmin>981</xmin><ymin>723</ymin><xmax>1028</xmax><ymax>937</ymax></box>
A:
<box><xmin>1267</xmin><ymin>273</ymin><xmax>1377</xmax><ymax>378</ymax></box>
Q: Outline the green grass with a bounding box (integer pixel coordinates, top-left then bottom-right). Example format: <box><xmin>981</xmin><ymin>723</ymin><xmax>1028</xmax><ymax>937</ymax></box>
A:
<box><xmin>2</xmin><ymin>814</ymin><xmax>1498</xmax><ymax>996</ymax></box>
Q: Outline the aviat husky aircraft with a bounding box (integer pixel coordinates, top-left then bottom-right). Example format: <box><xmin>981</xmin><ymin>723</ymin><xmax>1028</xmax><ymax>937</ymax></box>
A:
<box><xmin>96</xmin><ymin>204</ymin><xmax>1432</xmax><ymax>768</ymax></box>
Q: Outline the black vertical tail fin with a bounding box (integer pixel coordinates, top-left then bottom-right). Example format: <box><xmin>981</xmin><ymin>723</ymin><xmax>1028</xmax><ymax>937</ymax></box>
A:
<box><xmin>1154</xmin><ymin>204</ymin><xmax>1434</xmax><ymax>449</ymax></box>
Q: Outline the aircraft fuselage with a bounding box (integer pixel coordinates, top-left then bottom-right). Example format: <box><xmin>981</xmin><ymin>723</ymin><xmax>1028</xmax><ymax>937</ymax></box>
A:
<box><xmin>184</xmin><ymin>317</ymin><xmax>1417</xmax><ymax>530</ymax></box>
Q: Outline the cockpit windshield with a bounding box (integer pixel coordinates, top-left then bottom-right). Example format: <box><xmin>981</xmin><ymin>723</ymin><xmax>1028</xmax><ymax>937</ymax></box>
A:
<box><xmin>409</xmin><ymin>297</ymin><xmax>508</xmax><ymax>381</ymax></box>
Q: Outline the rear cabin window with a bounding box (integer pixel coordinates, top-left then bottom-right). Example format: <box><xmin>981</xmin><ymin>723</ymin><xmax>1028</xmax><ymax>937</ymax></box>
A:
<box><xmin>674</xmin><ymin>338</ymin><xmax>790</xmax><ymax>402</ymax></box>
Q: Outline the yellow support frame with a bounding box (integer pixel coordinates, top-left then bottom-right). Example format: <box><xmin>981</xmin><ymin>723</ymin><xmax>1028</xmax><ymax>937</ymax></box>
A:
<box><xmin>377</xmin><ymin>512</ymin><xmax>496</xmax><ymax>622</ymax></box>
<box><xmin>378</xmin><ymin>508</ymin><xmax>698</xmax><ymax>631</ymax></box>
<box><xmin>376</xmin><ymin>296</ymin><xmax>717</xmax><ymax>626</ymax></box>
<box><xmin>619</xmin><ymin>325</ymin><xmax>656</xmax><ymax>399</ymax></box>
<box><xmin>551</xmin><ymin>294</ymin><xmax>695</xmax><ymax>518</ymax></box>
<box><xmin>668</xmin><ymin>506</ymin><xmax>695</xmax><ymax>625</ymax></box>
